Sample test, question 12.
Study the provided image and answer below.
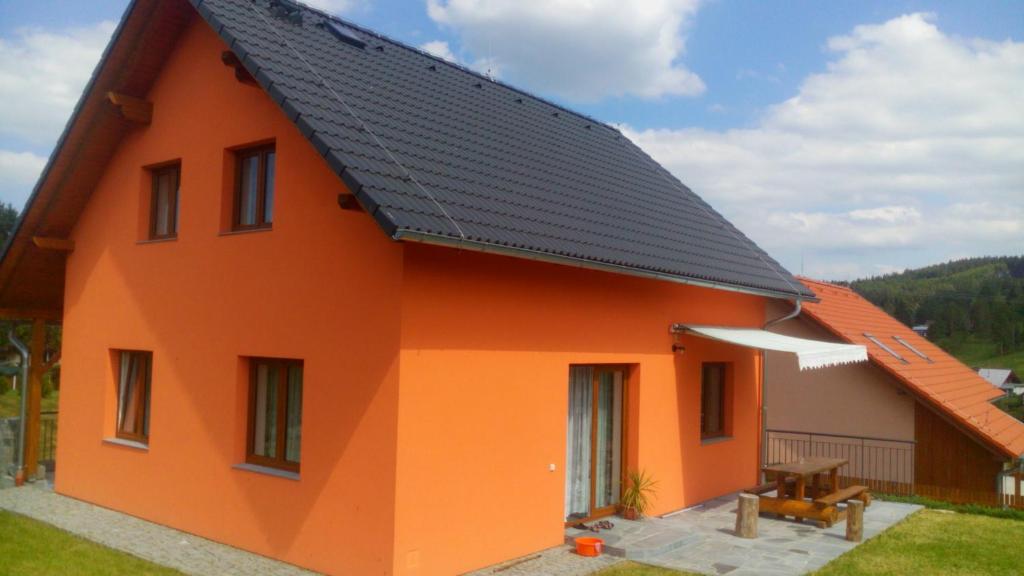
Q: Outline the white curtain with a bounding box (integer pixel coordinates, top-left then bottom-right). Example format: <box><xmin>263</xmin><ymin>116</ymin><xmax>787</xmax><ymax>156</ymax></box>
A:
<box><xmin>117</xmin><ymin>352</ymin><xmax>131</xmax><ymax>432</ymax></box>
<box><xmin>565</xmin><ymin>366</ymin><xmax>593</xmax><ymax>520</ymax></box>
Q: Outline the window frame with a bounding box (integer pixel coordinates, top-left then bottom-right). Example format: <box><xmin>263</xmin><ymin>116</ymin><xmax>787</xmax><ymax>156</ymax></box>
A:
<box><xmin>700</xmin><ymin>362</ymin><xmax>728</xmax><ymax>440</ymax></box>
<box><xmin>115</xmin><ymin>350</ymin><xmax>152</xmax><ymax>444</ymax></box>
<box><xmin>232</xmin><ymin>144</ymin><xmax>276</xmax><ymax>231</ymax></box>
<box><xmin>148</xmin><ymin>163</ymin><xmax>180</xmax><ymax>240</ymax></box>
<box><xmin>245</xmin><ymin>357</ymin><xmax>302</xmax><ymax>473</ymax></box>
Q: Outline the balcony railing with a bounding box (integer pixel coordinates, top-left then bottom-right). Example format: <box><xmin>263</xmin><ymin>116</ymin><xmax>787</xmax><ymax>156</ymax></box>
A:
<box><xmin>765</xmin><ymin>429</ymin><xmax>916</xmax><ymax>496</ymax></box>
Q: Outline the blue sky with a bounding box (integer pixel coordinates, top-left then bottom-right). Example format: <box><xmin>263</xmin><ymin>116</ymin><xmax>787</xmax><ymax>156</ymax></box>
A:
<box><xmin>0</xmin><ymin>0</ymin><xmax>1021</xmax><ymax>279</ymax></box>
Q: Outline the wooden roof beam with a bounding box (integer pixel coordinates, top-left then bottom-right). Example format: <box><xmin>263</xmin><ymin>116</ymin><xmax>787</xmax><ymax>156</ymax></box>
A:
<box><xmin>0</xmin><ymin>308</ymin><xmax>62</xmax><ymax>322</ymax></box>
<box><xmin>107</xmin><ymin>92</ymin><xmax>152</xmax><ymax>124</ymax></box>
<box><xmin>32</xmin><ymin>236</ymin><xmax>75</xmax><ymax>252</ymax></box>
<box><xmin>221</xmin><ymin>51</ymin><xmax>257</xmax><ymax>86</ymax></box>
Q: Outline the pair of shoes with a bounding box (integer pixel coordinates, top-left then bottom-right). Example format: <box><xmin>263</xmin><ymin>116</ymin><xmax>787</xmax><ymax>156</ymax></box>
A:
<box><xmin>594</xmin><ymin>520</ymin><xmax>614</xmax><ymax>530</ymax></box>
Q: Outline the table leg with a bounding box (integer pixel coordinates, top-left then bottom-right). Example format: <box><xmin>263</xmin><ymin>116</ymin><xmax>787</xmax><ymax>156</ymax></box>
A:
<box><xmin>811</xmin><ymin>473</ymin><xmax>822</xmax><ymax>499</ymax></box>
<box><xmin>794</xmin><ymin>475</ymin><xmax>806</xmax><ymax>523</ymax></box>
<box><xmin>829</xmin><ymin>467</ymin><xmax>839</xmax><ymax>496</ymax></box>
<box><xmin>775</xmin><ymin>474</ymin><xmax>788</xmax><ymax>518</ymax></box>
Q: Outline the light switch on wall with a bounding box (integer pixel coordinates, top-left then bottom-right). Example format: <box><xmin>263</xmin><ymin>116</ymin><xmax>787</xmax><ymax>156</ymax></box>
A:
<box><xmin>549</xmin><ymin>463</ymin><xmax>556</xmax><ymax>472</ymax></box>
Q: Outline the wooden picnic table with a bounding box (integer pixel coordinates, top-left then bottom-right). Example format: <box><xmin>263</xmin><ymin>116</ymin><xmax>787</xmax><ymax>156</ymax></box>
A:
<box><xmin>757</xmin><ymin>457</ymin><xmax>868</xmax><ymax>527</ymax></box>
<box><xmin>764</xmin><ymin>456</ymin><xmax>846</xmax><ymax>502</ymax></box>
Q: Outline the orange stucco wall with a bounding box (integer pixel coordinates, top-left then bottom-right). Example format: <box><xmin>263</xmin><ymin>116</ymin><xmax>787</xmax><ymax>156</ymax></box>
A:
<box><xmin>393</xmin><ymin>245</ymin><xmax>765</xmax><ymax>575</ymax></box>
<box><xmin>57</xmin><ymin>17</ymin><xmax>403</xmax><ymax>575</ymax></box>
<box><xmin>55</xmin><ymin>10</ymin><xmax>770</xmax><ymax>576</ymax></box>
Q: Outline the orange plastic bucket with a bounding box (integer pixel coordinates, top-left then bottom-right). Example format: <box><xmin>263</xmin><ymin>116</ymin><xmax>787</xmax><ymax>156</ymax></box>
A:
<box><xmin>575</xmin><ymin>536</ymin><xmax>603</xmax><ymax>557</ymax></box>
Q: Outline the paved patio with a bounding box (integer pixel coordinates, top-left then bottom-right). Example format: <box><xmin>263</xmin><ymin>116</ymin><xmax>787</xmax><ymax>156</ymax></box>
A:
<box><xmin>479</xmin><ymin>492</ymin><xmax>921</xmax><ymax>576</ymax></box>
<box><xmin>0</xmin><ymin>484</ymin><xmax>316</xmax><ymax>576</ymax></box>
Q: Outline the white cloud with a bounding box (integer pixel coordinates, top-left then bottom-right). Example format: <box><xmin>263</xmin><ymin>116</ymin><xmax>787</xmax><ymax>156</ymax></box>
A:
<box><xmin>624</xmin><ymin>13</ymin><xmax>1024</xmax><ymax>280</ymax></box>
<box><xmin>420</xmin><ymin>40</ymin><xmax>458</xmax><ymax>63</ymax></box>
<box><xmin>0</xmin><ymin>150</ymin><xmax>46</xmax><ymax>209</ymax></box>
<box><xmin>0</xmin><ymin>22</ymin><xmax>115</xmax><ymax>146</ymax></box>
<box><xmin>301</xmin><ymin>0</ymin><xmax>366</xmax><ymax>14</ymax></box>
<box><xmin>426</xmin><ymin>0</ymin><xmax>705</xmax><ymax>102</ymax></box>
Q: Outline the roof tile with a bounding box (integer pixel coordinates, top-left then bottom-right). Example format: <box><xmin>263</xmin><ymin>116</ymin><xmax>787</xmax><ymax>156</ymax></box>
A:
<box><xmin>800</xmin><ymin>277</ymin><xmax>1024</xmax><ymax>458</ymax></box>
<box><xmin>191</xmin><ymin>0</ymin><xmax>812</xmax><ymax>298</ymax></box>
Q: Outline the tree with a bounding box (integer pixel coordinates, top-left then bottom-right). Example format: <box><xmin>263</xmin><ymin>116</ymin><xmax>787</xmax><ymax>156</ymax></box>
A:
<box><xmin>0</xmin><ymin>202</ymin><xmax>18</xmax><ymax>247</ymax></box>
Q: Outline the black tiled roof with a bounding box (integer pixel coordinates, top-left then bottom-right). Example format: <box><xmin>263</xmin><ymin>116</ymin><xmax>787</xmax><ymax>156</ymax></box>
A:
<box><xmin>193</xmin><ymin>0</ymin><xmax>814</xmax><ymax>299</ymax></box>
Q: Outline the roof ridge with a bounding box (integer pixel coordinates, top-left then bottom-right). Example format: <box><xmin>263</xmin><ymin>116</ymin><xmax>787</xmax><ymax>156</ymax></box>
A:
<box><xmin>796</xmin><ymin>276</ymin><xmax>852</xmax><ymax>292</ymax></box>
<box><xmin>276</xmin><ymin>0</ymin><xmax>622</xmax><ymax>135</ymax></box>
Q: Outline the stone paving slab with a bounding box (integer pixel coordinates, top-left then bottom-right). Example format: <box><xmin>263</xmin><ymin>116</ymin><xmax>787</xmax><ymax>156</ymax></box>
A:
<box><xmin>466</xmin><ymin>545</ymin><xmax>620</xmax><ymax>576</ymax></box>
<box><xmin>642</xmin><ymin>493</ymin><xmax>922</xmax><ymax>575</ymax></box>
<box><xmin>565</xmin><ymin>517</ymin><xmax>699</xmax><ymax>560</ymax></box>
<box><xmin>0</xmin><ymin>484</ymin><xmax>318</xmax><ymax>576</ymax></box>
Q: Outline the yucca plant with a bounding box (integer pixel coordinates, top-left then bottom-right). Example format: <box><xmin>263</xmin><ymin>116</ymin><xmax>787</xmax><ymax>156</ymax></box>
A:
<box><xmin>620</xmin><ymin>469</ymin><xmax>658</xmax><ymax>520</ymax></box>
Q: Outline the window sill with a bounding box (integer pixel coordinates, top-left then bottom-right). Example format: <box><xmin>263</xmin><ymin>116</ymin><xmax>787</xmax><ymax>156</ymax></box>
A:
<box><xmin>219</xmin><ymin>227</ymin><xmax>272</xmax><ymax>237</ymax></box>
<box><xmin>103</xmin><ymin>437</ymin><xmax>149</xmax><ymax>451</ymax></box>
<box><xmin>701</xmin><ymin>435</ymin><xmax>733</xmax><ymax>446</ymax></box>
<box><xmin>136</xmin><ymin>237</ymin><xmax>177</xmax><ymax>245</ymax></box>
<box><xmin>233</xmin><ymin>463</ymin><xmax>299</xmax><ymax>481</ymax></box>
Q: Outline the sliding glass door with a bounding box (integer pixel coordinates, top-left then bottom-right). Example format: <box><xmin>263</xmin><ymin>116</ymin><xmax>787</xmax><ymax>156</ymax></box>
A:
<box><xmin>565</xmin><ymin>366</ymin><xmax>625</xmax><ymax>522</ymax></box>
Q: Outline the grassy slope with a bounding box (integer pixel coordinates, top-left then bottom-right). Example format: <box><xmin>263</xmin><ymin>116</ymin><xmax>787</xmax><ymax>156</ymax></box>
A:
<box><xmin>816</xmin><ymin>510</ymin><xmax>1024</xmax><ymax>576</ymax></box>
<box><xmin>943</xmin><ymin>335</ymin><xmax>1024</xmax><ymax>375</ymax></box>
<box><xmin>0</xmin><ymin>511</ymin><xmax>183</xmax><ymax>576</ymax></box>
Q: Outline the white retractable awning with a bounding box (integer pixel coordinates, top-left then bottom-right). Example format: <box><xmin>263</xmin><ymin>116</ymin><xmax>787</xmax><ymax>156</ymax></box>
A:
<box><xmin>676</xmin><ymin>325</ymin><xmax>868</xmax><ymax>371</ymax></box>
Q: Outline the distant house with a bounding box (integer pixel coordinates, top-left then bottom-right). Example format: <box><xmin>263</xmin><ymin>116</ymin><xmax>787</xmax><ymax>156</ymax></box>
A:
<box><xmin>765</xmin><ymin>278</ymin><xmax>1024</xmax><ymax>505</ymax></box>
<box><xmin>912</xmin><ymin>324</ymin><xmax>929</xmax><ymax>338</ymax></box>
<box><xmin>979</xmin><ymin>368</ymin><xmax>1023</xmax><ymax>395</ymax></box>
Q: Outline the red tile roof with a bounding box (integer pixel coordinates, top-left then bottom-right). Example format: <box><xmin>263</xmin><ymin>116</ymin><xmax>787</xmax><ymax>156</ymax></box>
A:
<box><xmin>799</xmin><ymin>277</ymin><xmax>1024</xmax><ymax>459</ymax></box>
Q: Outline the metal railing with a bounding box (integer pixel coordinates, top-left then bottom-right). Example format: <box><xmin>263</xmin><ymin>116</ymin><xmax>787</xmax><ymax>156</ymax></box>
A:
<box><xmin>765</xmin><ymin>429</ymin><xmax>916</xmax><ymax>495</ymax></box>
<box><xmin>39</xmin><ymin>411</ymin><xmax>58</xmax><ymax>467</ymax></box>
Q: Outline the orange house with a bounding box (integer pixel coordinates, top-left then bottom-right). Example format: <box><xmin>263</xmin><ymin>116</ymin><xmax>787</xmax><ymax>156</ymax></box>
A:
<box><xmin>0</xmin><ymin>1</ymin><xmax>846</xmax><ymax>574</ymax></box>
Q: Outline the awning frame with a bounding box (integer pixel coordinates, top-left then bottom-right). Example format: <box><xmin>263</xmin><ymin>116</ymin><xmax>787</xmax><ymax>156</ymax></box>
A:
<box><xmin>671</xmin><ymin>324</ymin><xmax>868</xmax><ymax>371</ymax></box>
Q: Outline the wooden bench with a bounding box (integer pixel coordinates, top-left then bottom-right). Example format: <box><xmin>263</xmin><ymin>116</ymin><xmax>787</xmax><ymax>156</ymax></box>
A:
<box><xmin>744</xmin><ymin>476</ymin><xmax>795</xmax><ymax>496</ymax></box>
<box><xmin>814</xmin><ymin>485</ymin><xmax>871</xmax><ymax>508</ymax></box>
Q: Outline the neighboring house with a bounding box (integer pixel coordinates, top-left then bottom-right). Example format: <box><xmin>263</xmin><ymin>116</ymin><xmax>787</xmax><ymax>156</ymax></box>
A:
<box><xmin>979</xmin><ymin>368</ymin><xmax>1023</xmax><ymax>395</ymax></box>
<box><xmin>0</xmin><ymin>2</ymin><xmax>870</xmax><ymax>575</ymax></box>
<box><xmin>766</xmin><ymin>278</ymin><xmax>1024</xmax><ymax>504</ymax></box>
<box><xmin>912</xmin><ymin>324</ymin><xmax>929</xmax><ymax>338</ymax></box>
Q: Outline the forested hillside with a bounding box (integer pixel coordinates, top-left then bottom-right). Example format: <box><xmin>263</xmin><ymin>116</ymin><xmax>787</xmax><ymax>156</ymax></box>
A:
<box><xmin>848</xmin><ymin>257</ymin><xmax>1024</xmax><ymax>375</ymax></box>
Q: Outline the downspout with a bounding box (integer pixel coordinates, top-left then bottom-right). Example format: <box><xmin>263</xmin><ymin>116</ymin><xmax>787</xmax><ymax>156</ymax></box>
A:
<box><xmin>760</xmin><ymin>299</ymin><xmax>803</xmax><ymax>480</ymax></box>
<box><xmin>8</xmin><ymin>328</ymin><xmax>30</xmax><ymax>486</ymax></box>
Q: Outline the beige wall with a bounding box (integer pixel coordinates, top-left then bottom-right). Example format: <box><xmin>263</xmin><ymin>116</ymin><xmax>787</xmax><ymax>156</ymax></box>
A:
<box><xmin>765</xmin><ymin>302</ymin><xmax>915</xmax><ymax>442</ymax></box>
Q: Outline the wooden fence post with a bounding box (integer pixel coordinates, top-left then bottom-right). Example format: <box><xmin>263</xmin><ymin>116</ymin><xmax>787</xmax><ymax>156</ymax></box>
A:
<box><xmin>23</xmin><ymin>318</ymin><xmax>46</xmax><ymax>481</ymax></box>
<box><xmin>736</xmin><ymin>493</ymin><xmax>758</xmax><ymax>539</ymax></box>
<box><xmin>846</xmin><ymin>500</ymin><xmax>864</xmax><ymax>542</ymax></box>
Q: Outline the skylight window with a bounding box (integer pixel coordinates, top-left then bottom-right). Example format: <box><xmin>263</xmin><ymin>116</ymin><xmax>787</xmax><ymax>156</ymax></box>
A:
<box><xmin>863</xmin><ymin>333</ymin><xmax>908</xmax><ymax>363</ymax></box>
<box><xmin>325</xmin><ymin>20</ymin><xmax>366</xmax><ymax>49</ymax></box>
<box><xmin>893</xmin><ymin>335</ymin><xmax>933</xmax><ymax>363</ymax></box>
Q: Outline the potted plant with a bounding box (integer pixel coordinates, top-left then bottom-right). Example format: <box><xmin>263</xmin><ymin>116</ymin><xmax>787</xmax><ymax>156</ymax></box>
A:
<box><xmin>620</xmin><ymin>469</ymin><xmax>657</xmax><ymax>520</ymax></box>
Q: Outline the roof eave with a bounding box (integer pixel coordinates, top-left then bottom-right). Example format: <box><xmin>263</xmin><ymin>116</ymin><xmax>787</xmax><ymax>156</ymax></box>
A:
<box><xmin>394</xmin><ymin>229</ymin><xmax>817</xmax><ymax>302</ymax></box>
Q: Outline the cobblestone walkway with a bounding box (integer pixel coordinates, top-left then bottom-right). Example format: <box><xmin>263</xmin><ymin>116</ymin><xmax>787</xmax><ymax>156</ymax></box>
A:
<box><xmin>0</xmin><ymin>485</ymin><xmax>317</xmax><ymax>576</ymax></box>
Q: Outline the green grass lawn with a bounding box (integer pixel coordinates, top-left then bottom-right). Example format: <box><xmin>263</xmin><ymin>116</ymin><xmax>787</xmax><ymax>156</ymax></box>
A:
<box><xmin>0</xmin><ymin>511</ymin><xmax>183</xmax><ymax>576</ymax></box>
<box><xmin>594</xmin><ymin>510</ymin><xmax>1024</xmax><ymax>576</ymax></box>
<box><xmin>938</xmin><ymin>335</ymin><xmax>1024</xmax><ymax>375</ymax></box>
<box><xmin>0</xmin><ymin>390</ymin><xmax>59</xmax><ymax>418</ymax></box>
<box><xmin>816</xmin><ymin>509</ymin><xmax>1024</xmax><ymax>575</ymax></box>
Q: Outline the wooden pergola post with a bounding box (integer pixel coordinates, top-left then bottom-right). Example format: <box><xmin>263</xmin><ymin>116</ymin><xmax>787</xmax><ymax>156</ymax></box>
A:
<box><xmin>22</xmin><ymin>318</ymin><xmax>46</xmax><ymax>481</ymax></box>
